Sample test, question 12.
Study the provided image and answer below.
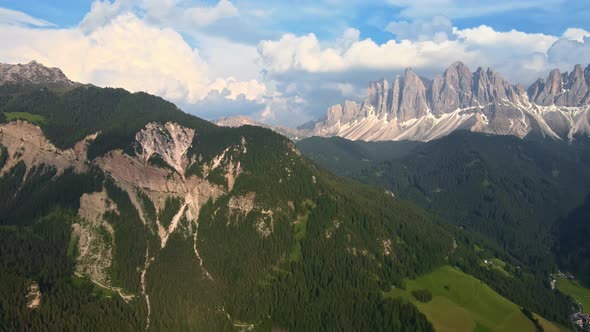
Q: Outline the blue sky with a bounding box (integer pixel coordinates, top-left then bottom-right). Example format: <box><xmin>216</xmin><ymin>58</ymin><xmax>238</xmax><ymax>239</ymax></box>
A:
<box><xmin>0</xmin><ymin>1</ymin><xmax>589</xmax><ymax>125</ymax></box>
<box><xmin>3</xmin><ymin>1</ymin><xmax>588</xmax><ymax>34</ymax></box>
<box><xmin>3</xmin><ymin>1</ymin><xmax>588</xmax><ymax>41</ymax></box>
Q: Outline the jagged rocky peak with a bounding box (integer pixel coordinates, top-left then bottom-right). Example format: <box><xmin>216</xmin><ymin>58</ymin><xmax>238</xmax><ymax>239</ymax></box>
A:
<box><xmin>431</xmin><ymin>61</ymin><xmax>474</xmax><ymax>115</ymax></box>
<box><xmin>557</xmin><ymin>64</ymin><xmax>588</xmax><ymax>106</ymax></box>
<box><xmin>343</xmin><ymin>100</ymin><xmax>361</xmax><ymax>122</ymax></box>
<box><xmin>325</xmin><ymin>100</ymin><xmax>361</xmax><ymax>125</ymax></box>
<box><xmin>0</xmin><ymin>60</ymin><xmax>78</xmax><ymax>87</ymax></box>
<box><xmin>364</xmin><ymin>78</ymin><xmax>390</xmax><ymax>116</ymax></box>
<box><xmin>355</xmin><ymin>62</ymin><xmax>522</xmax><ymax>122</ymax></box>
<box><xmin>441</xmin><ymin>61</ymin><xmax>473</xmax><ymax>91</ymax></box>
<box><xmin>326</xmin><ymin>104</ymin><xmax>344</xmax><ymax>125</ymax></box>
<box><xmin>398</xmin><ymin>68</ymin><xmax>429</xmax><ymax>121</ymax></box>
<box><xmin>547</xmin><ymin>69</ymin><xmax>563</xmax><ymax>96</ymax></box>
<box><xmin>529</xmin><ymin>64</ymin><xmax>590</xmax><ymax>106</ymax></box>
<box><xmin>473</xmin><ymin>66</ymin><xmax>515</xmax><ymax>104</ymax></box>
<box><xmin>307</xmin><ymin>62</ymin><xmax>590</xmax><ymax>142</ymax></box>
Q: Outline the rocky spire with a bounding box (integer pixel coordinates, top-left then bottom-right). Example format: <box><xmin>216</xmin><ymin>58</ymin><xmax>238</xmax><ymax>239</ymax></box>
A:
<box><xmin>430</xmin><ymin>61</ymin><xmax>474</xmax><ymax>115</ymax></box>
<box><xmin>556</xmin><ymin>64</ymin><xmax>588</xmax><ymax>106</ymax></box>
<box><xmin>398</xmin><ymin>68</ymin><xmax>429</xmax><ymax>121</ymax></box>
<box><xmin>363</xmin><ymin>78</ymin><xmax>389</xmax><ymax>117</ymax></box>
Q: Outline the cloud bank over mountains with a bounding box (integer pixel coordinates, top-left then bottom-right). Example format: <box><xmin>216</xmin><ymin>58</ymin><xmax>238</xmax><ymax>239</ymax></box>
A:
<box><xmin>0</xmin><ymin>0</ymin><xmax>588</xmax><ymax>125</ymax></box>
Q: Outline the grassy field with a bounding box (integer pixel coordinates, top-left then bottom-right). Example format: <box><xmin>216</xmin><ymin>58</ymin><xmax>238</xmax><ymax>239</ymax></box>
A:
<box><xmin>480</xmin><ymin>258</ymin><xmax>511</xmax><ymax>277</ymax></box>
<box><xmin>3</xmin><ymin>111</ymin><xmax>46</xmax><ymax>125</ymax></box>
<box><xmin>385</xmin><ymin>266</ymin><xmax>565</xmax><ymax>332</ymax></box>
<box><xmin>556</xmin><ymin>277</ymin><xmax>590</xmax><ymax>314</ymax></box>
<box><xmin>71</xmin><ymin>275</ymin><xmax>116</xmax><ymax>298</ymax></box>
<box><xmin>534</xmin><ymin>313</ymin><xmax>571</xmax><ymax>332</ymax></box>
<box><xmin>288</xmin><ymin>200</ymin><xmax>315</xmax><ymax>262</ymax></box>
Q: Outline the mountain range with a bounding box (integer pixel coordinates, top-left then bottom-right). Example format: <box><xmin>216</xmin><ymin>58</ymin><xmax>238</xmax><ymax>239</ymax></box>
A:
<box><xmin>217</xmin><ymin>62</ymin><xmax>590</xmax><ymax>142</ymax></box>
<box><xmin>311</xmin><ymin>62</ymin><xmax>590</xmax><ymax>141</ymax></box>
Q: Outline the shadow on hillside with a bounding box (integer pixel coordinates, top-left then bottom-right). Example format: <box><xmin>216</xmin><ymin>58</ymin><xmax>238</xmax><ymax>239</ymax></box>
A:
<box><xmin>556</xmin><ymin>194</ymin><xmax>590</xmax><ymax>287</ymax></box>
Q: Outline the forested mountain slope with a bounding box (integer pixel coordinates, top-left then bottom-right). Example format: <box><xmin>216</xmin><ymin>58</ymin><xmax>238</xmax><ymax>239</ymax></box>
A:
<box><xmin>0</xmin><ymin>83</ymin><xmax>459</xmax><ymax>331</ymax></box>
<box><xmin>299</xmin><ymin>133</ymin><xmax>590</xmax><ymax>282</ymax></box>
<box><xmin>296</xmin><ymin>136</ymin><xmax>422</xmax><ymax>177</ymax></box>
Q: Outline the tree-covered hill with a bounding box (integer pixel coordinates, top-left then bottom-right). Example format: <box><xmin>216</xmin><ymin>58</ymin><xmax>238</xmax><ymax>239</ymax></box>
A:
<box><xmin>299</xmin><ymin>132</ymin><xmax>590</xmax><ymax>274</ymax></box>
<box><xmin>0</xmin><ymin>84</ymin><xmax>460</xmax><ymax>331</ymax></box>
<box><xmin>296</xmin><ymin>136</ymin><xmax>422</xmax><ymax>177</ymax></box>
<box><xmin>299</xmin><ymin>132</ymin><xmax>590</xmax><ymax>324</ymax></box>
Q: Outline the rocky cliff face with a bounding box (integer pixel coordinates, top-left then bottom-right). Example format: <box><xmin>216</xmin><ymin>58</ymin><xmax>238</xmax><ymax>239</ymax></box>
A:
<box><xmin>0</xmin><ymin>61</ymin><xmax>78</xmax><ymax>87</ymax></box>
<box><xmin>135</xmin><ymin>122</ymin><xmax>195</xmax><ymax>177</ymax></box>
<box><xmin>308</xmin><ymin>62</ymin><xmax>590</xmax><ymax>141</ymax></box>
<box><xmin>0</xmin><ymin>119</ymin><xmax>252</xmax><ymax>301</ymax></box>
<box><xmin>528</xmin><ymin>64</ymin><xmax>590</xmax><ymax>106</ymax></box>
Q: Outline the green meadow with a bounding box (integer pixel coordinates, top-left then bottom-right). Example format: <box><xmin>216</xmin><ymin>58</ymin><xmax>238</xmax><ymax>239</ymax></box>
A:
<box><xmin>3</xmin><ymin>112</ymin><xmax>46</xmax><ymax>125</ymax></box>
<box><xmin>534</xmin><ymin>313</ymin><xmax>571</xmax><ymax>332</ymax></box>
<box><xmin>556</xmin><ymin>277</ymin><xmax>590</xmax><ymax>314</ymax></box>
<box><xmin>385</xmin><ymin>265</ymin><xmax>566</xmax><ymax>332</ymax></box>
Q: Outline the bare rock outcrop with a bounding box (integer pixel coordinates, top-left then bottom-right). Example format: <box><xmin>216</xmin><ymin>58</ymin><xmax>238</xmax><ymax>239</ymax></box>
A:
<box><xmin>228</xmin><ymin>192</ymin><xmax>256</xmax><ymax>218</ymax></box>
<box><xmin>0</xmin><ymin>60</ymin><xmax>78</xmax><ymax>87</ymax></box>
<box><xmin>73</xmin><ymin>190</ymin><xmax>118</xmax><ymax>286</ymax></box>
<box><xmin>26</xmin><ymin>281</ymin><xmax>41</xmax><ymax>309</ymax></box>
<box><xmin>135</xmin><ymin>122</ymin><xmax>195</xmax><ymax>177</ymax></box>
<box><xmin>0</xmin><ymin>121</ymin><xmax>94</xmax><ymax>177</ymax></box>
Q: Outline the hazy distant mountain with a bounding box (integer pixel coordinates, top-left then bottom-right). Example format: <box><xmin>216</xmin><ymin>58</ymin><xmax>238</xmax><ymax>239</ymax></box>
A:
<box><xmin>213</xmin><ymin>115</ymin><xmax>303</xmax><ymax>139</ymax></box>
<box><xmin>305</xmin><ymin>62</ymin><xmax>590</xmax><ymax>142</ymax></box>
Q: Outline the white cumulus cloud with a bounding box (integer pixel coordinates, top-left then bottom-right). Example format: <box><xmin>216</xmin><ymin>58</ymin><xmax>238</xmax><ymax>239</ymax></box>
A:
<box><xmin>257</xmin><ymin>24</ymin><xmax>565</xmax><ymax>82</ymax></box>
<box><xmin>547</xmin><ymin>37</ymin><xmax>590</xmax><ymax>69</ymax></box>
<box><xmin>0</xmin><ymin>12</ymin><xmax>265</xmax><ymax>105</ymax></box>
<box><xmin>80</xmin><ymin>0</ymin><xmax>132</xmax><ymax>33</ymax></box>
<box><xmin>81</xmin><ymin>0</ymin><xmax>239</xmax><ymax>33</ymax></box>
<box><xmin>209</xmin><ymin>77</ymin><xmax>266</xmax><ymax>101</ymax></box>
<box><xmin>386</xmin><ymin>16</ymin><xmax>453</xmax><ymax>42</ymax></box>
<box><xmin>184</xmin><ymin>0</ymin><xmax>238</xmax><ymax>26</ymax></box>
<box><xmin>257</xmin><ymin>30</ymin><xmax>477</xmax><ymax>74</ymax></box>
<box><xmin>562</xmin><ymin>28</ymin><xmax>590</xmax><ymax>43</ymax></box>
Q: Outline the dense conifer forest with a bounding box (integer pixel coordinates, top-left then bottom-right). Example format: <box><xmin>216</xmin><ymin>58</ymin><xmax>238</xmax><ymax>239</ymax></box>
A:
<box><xmin>0</xmin><ymin>84</ymin><xmax>454</xmax><ymax>330</ymax></box>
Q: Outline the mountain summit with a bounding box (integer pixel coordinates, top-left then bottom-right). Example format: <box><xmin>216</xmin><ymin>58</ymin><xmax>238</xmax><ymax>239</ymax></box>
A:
<box><xmin>306</xmin><ymin>62</ymin><xmax>590</xmax><ymax>141</ymax></box>
<box><xmin>0</xmin><ymin>60</ymin><xmax>78</xmax><ymax>88</ymax></box>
